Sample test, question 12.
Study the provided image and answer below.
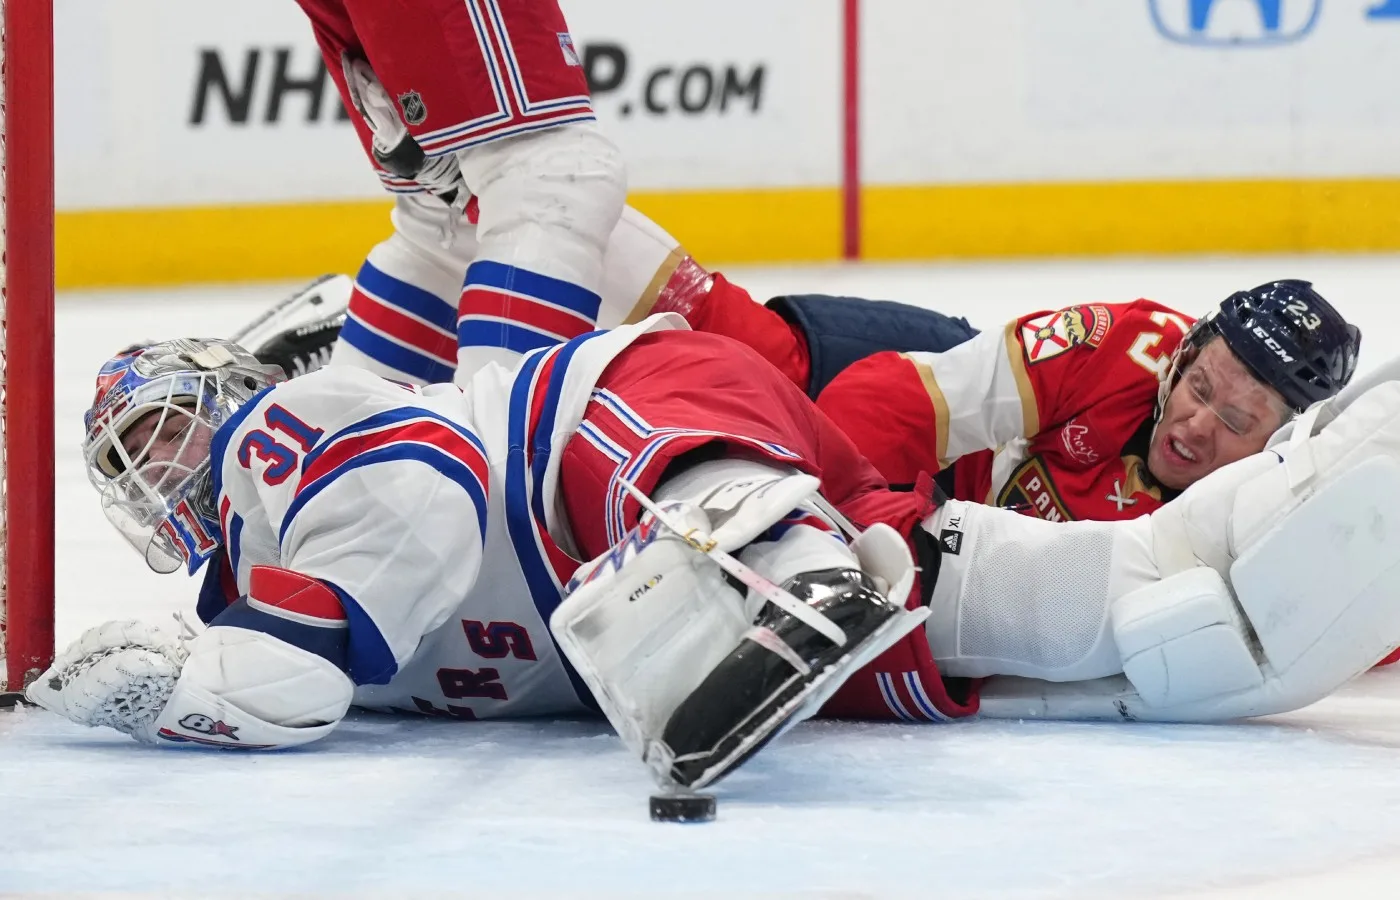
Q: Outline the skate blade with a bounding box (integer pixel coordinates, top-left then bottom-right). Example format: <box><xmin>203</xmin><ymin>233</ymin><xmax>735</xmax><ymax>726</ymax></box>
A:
<box><xmin>679</xmin><ymin>605</ymin><xmax>930</xmax><ymax>791</ymax></box>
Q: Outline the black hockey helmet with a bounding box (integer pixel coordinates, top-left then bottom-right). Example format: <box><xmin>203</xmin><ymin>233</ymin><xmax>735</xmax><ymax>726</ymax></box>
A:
<box><xmin>1173</xmin><ymin>280</ymin><xmax>1360</xmax><ymax>412</ymax></box>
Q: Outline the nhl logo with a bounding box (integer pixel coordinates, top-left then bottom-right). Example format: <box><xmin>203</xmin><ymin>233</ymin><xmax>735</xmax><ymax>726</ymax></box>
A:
<box><xmin>397</xmin><ymin>90</ymin><xmax>427</xmax><ymax>126</ymax></box>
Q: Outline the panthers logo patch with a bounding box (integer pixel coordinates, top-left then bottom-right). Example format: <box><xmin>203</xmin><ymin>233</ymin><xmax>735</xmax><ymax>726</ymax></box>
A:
<box><xmin>997</xmin><ymin>457</ymin><xmax>1073</xmax><ymax>522</ymax></box>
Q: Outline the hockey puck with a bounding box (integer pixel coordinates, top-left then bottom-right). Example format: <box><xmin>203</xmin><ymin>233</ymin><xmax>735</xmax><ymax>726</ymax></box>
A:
<box><xmin>649</xmin><ymin>792</ymin><xmax>716</xmax><ymax>823</ymax></box>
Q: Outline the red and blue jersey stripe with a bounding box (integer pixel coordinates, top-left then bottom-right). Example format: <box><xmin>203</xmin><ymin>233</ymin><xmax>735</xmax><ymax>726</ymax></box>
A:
<box><xmin>209</xmin><ymin>567</ymin><xmax>351</xmax><ymax>677</ymax></box>
<box><xmin>278</xmin><ymin>406</ymin><xmax>491</xmax><ymax>549</ymax></box>
<box><xmin>341</xmin><ymin>260</ymin><xmax>458</xmax><ymax>385</ymax></box>
<box><xmin>578</xmin><ymin>387</ymin><xmax>803</xmax><ymax>547</ymax></box>
<box><xmin>875</xmin><ymin>671</ymin><xmax>953</xmax><ymax>723</ymax></box>
<box><xmin>201</xmin><ymin>565</ymin><xmax>398</xmax><ymax>687</ymax></box>
<box><xmin>458</xmin><ymin>260</ymin><xmax>602</xmax><ymax>358</ymax></box>
<box><xmin>503</xmin><ymin>331</ymin><xmax>609</xmax><ymax>712</ymax></box>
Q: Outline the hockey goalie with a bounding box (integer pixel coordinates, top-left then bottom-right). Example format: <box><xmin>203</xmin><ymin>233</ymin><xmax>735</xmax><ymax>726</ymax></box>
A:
<box><xmin>27</xmin><ymin>311</ymin><xmax>1400</xmax><ymax>793</ymax></box>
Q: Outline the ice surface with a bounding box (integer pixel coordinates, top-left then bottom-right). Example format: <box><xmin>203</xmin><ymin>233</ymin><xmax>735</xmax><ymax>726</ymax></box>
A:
<box><xmin>6</xmin><ymin>256</ymin><xmax>1400</xmax><ymax>897</ymax></box>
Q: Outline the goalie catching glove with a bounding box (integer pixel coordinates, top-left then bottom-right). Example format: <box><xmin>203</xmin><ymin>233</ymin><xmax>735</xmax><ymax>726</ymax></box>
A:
<box><xmin>27</xmin><ymin>569</ymin><xmax>355</xmax><ymax>749</ymax></box>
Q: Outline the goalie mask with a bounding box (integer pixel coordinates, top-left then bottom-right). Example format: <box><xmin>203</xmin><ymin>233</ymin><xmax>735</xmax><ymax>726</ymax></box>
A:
<box><xmin>83</xmin><ymin>339</ymin><xmax>285</xmax><ymax>575</ymax></box>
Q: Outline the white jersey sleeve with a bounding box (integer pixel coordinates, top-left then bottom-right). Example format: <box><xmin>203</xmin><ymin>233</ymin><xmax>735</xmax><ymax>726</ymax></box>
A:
<box><xmin>205</xmin><ymin>366</ymin><xmax>490</xmax><ymax>687</ymax></box>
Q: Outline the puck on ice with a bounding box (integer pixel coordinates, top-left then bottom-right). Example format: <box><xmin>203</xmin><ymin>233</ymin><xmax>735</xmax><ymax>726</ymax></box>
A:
<box><xmin>649</xmin><ymin>792</ymin><xmax>716</xmax><ymax>823</ymax></box>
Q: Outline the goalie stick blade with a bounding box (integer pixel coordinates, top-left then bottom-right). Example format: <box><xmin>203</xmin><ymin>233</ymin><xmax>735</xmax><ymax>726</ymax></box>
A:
<box><xmin>0</xmin><ymin>691</ymin><xmax>34</xmax><ymax>709</ymax></box>
<box><xmin>657</xmin><ymin>591</ymin><xmax>929</xmax><ymax>791</ymax></box>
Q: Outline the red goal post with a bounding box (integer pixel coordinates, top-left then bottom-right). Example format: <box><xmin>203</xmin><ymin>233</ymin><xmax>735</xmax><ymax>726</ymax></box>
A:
<box><xmin>1</xmin><ymin>0</ymin><xmax>56</xmax><ymax>694</ymax></box>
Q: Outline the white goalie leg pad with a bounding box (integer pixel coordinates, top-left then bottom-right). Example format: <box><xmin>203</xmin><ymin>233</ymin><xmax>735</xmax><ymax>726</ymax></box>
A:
<box><xmin>1112</xmin><ymin>567</ymin><xmax>1263</xmax><ymax>707</ymax></box>
<box><xmin>550</xmin><ymin>457</ymin><xmax>920</xmax><ymax>783</ymax></box>
<box><xmin>550</xmin><ymin>459</ymin><xmax>834</xmax><ymax>759</ymax></box>
<box><xmin>651</xmin><ymin>458</ymin><xmax>826</xmax><ymax>554</ymax></box>
<box><xmin>550</xmin><ymin>502</ymin><xmax>752</xmax><ymax>763</ymax></box>
<box><xmin>981</xmin><ymin>455</ymin><xmax>1400</xmax><ymax>722</ymax></box>
<box><xmin>1164</xmin><ymin>454</ymin><xmax>1400</xmax><ymax>720</ymax></box>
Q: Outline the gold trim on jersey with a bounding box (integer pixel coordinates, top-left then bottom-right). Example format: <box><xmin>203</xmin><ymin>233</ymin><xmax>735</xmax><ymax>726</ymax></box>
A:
<box><xmin>1120</xmin><ymin>454</ymin><xmax>1164</xmax><ymax>503</ymax></box>
<box><xmin>899</xmin><ymin>352</ymin><xmax>952</xmax><ymax>469</ymax></box>
<box><xmin>1003</xmin><ymin>320</ymin><xmax>1040</xmax><ymax>438</ymax></box>
<box><xmin>621</xmin><ymin>245</ymin><xmax>689</xmax><ymax>325</ymax></box>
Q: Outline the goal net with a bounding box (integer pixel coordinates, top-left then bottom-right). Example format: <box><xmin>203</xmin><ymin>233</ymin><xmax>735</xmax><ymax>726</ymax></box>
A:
<box><xmin>0</xmin><ymin>0</ymin><xmax>56</xmax><ymax>696</ymax></box>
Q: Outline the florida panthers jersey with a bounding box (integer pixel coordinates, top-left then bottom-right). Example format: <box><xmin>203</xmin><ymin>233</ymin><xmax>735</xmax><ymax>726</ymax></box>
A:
<box><xmin>815</xmin><ymin>301</ymin><xmax>1196</xmax><ymax>522</ymax></box>
<box><xmin>195</xmin><ymin>315</ymin><xmax>687</xmax><ymax>720</ymax></box>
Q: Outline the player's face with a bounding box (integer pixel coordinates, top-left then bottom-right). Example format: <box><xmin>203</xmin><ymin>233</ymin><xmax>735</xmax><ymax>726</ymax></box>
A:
<box><xmin>119</xmin><ymin>405</ymin><xmax>213</xmax><ymax>488</ymax></box>
<box><xmin>1148</xmin><ymin>338</ymin><xmax>1290</xmax><ymax>491</ymax></box>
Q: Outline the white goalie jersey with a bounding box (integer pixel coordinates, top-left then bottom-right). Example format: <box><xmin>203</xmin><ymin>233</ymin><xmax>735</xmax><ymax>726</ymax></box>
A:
<box><xmin>196</xmin><ymin>315</ymin><xmax>685</xmax><ymax>722</ymax></box>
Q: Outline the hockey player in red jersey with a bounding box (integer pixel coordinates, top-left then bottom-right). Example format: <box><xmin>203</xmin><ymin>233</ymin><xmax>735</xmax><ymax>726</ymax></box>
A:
<box><xmin>645</xmin><ymin>264</ymin><xmax>1360</xmax><ymax>520</ymax></box>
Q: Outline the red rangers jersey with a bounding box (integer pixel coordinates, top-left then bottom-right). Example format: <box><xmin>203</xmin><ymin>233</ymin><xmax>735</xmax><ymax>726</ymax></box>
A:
<box><xmin>816</xmin><ymin>300</ymin><xmax>1197</xmax><ymax>523</ymax></box>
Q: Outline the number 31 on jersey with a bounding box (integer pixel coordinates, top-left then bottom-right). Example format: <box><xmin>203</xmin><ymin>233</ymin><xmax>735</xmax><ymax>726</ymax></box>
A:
<box><xmin>237</xmin><ymin>404</ymin><xmax>325</xmax><ymax>485</ymax></box>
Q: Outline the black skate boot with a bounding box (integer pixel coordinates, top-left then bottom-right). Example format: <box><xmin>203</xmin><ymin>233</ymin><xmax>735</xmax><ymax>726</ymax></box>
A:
<box><xmin>658</xmin><ymin>567</ymin><xmax>921</xmax><ymax>789</ymax></box>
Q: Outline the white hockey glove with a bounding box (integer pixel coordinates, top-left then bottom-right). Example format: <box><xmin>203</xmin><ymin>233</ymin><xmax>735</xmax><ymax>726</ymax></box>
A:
<box><xmin>550</xmin><ymin>465</ymin><xmax>925</xmax><ymax>790</ymax></box>
<box><xmin>25</xmin><ymin>620</ymin><xmax>189</xmax><ymax>741</ymax></box>
<box><xmin>975</xmin><ymin>380</ymin><xmax>1400</xmax><ymax>722</ymax></box>
<box><xmin>28</xmin><ymin>620</ymin><xmax>352</xmax><ymax>748</ymax></box>
<box><xmin>343</xmin><ymin>56</ymin><xmax>468</xmax><ymax>218</ymax></box>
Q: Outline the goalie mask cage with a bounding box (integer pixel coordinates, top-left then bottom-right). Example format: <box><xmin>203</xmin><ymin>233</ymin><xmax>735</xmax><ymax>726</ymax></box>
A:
<box><xmin>1</xmin><ymin>0</ymin><xmax>56</xmax><ymax>694</ymax></box>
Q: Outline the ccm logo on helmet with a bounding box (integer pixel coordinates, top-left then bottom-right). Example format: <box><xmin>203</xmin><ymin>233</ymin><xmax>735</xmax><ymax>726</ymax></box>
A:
<box><xmin>1251</xmin><ymin>325</ymin><xmax>1295</xmax><ymax>364</ymax></box>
